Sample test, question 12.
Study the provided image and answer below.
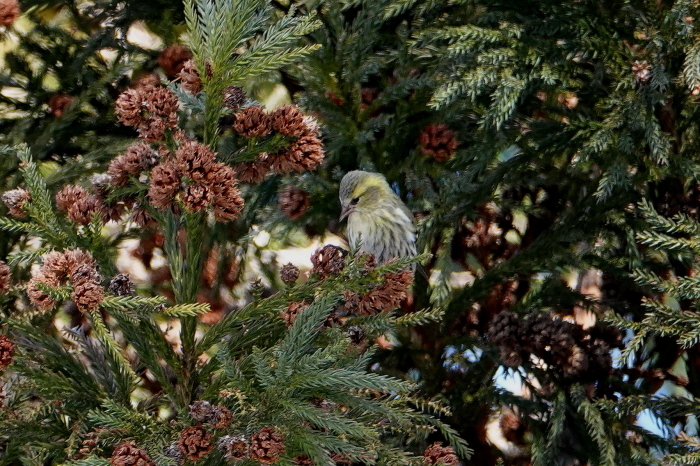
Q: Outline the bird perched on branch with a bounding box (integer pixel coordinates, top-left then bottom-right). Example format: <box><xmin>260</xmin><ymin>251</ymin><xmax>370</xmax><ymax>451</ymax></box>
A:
<box><xmin>339</xmin><ymin>170</ymin><xmax>417</xmax><ymax>265</ymax></box>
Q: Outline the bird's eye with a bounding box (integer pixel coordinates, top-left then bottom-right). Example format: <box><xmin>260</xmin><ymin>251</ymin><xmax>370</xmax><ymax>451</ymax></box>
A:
<box><xmin>350</xmin><ymin>197</ymin><xmax>360</xmax><ymax>205</ymax></box>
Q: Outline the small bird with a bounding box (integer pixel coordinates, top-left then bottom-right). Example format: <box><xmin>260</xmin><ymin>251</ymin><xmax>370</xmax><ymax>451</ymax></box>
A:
<box><xmin>339</xmin><ymin>170</ymin><xmax>416</xmax><ymax>265</ymax></box>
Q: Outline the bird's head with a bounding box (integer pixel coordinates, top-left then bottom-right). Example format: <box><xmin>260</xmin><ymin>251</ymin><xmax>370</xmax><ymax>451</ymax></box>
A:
<box><xmin>339</xmin><ymin>170</ymin><xmax>394</xmax><ymax>221</ymax></box>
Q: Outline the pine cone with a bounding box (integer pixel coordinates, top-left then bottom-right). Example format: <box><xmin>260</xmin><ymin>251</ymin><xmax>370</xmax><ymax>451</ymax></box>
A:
<box><xmin>182</xmin><ymin>183</ymin><xmax>214</xmax><ymax>212</ymax></box>
<box><xmin>356</xmin><ymin>270</ymin><xmax>413</xmax><ymax>316</ymax></box>
<box><xmin>68</xmin><ymin>195</ymin><xmax>104</xmax><ymax>225</ymax></box>
<box><xmin>486</xmin><ymin>311</ymin><xmax>521</xmax><ymax>347</ymax></box>
<box><xmin>158</xmin><ymin>44</ymin><xmax>192</xmax><ymax>78</ymax></box>
<box><xmin>178</xmin><ymin>59</ymin><xmax>202</xmax><ymax>94</ymax></box>
<box><xmin>48</xmin><ymin>94</ymin><xmax>75</xmax><ymax>117</ymax></box>
<box><xmin>423</xmin><ymin>442</ymin><xmax>458</xmax><ymax>466</ymax></box>
<box><xmin>137</xmin><ymin>87</ymin><xmax>179</xmax><ymax>141</ymax></box>
<box><xmin>281</xmin><ymin>301</ymin><xmax>307</xmax><ymax>328</ymax></box>
<box><xmin>233</xmin><ymin>105</ymin><xmax>272</xmax><ymax>137</ymax></box>
<box><xmin>132</xmin><ymin>73</ymin><xmax>160</xmax><ymax>92</ymax></box>
<box><xmin>218</xmin><ymin>434</ymin><xmax>248</xmax><ymax>460</ymax></box>
<box><xmin>563</xmin><ymin>345</ymin><xmax>589</xmax><ymax>378</ymax></box>
<box><xmin>224</xmin><ymin>86</ymin><xmax>246</xmax><ymax>111</ymax></box>
<box><xmin>207</xmin><ymin>163</ymin><xmax>244</xmax><ymax>222</ymax></box>
<box><xmin>210</xmin><ymin>406</ymin><xmax>232</xmax><ymax>429</ymax></box>
<box><xmin>56</xmin><ymin>185</ymin><xmax>89</xmax><ymax>213</ymax></box>
<box><xmin>310</xmin><ymin>245</ymin><xmax>347</xmax><ymax>279</ymax></box>
<box><xmin>0</xmin><ymin>335</ymin><xmax>14</xmax><ymax>370</ymax></box>
<box><xmin>233</xmin><ymin>154</ymin><xmax>272</xmax><ymax>183</ymax></box>
<box><xmin>177</xmin><ymin>426</ymin><xmax>213</xmax><ymax>461</ymax></box>
<box><xmin>2</xmin><ymin>188</ymin><xmax>30</xmax><ymax>217</ymax></box>
<box><xmin>0</xmin><ymin>0</ymin><xmax>20</xmax><ymax>27</ymax></box>
<box><xmin>115</xmin><ymin>88</ymin><xmax>145</xmax><ymax>128</ymax></box>
<box><xmin>271</xmin><ymin>134</ymin><xmax>324</xmax><ymax>174</ymax></box>
<box><xmin>189</xmin><ymin>401</ymin><xmax>214</xmax><ymax>423</ymax></box>
<box><xmin>632</xmin><ymin>60</ymin><xmax>652</xmax><ymax>84</ymax></box>
<box><xmin>419</xmin><ymin>124</ymin><xmax>458</xmax><ymax>162</ymax></box>
<box><xmin>27</xmin><ymin>269</ymin><xmax>60</xmax><ymax>311</ymax></box>
<box><xmin>346</xmin><ymin>325</ymin><xmax>365</xmax><ymax>344</ymax></box>
<box><xmin>109</xmin><ymin>273</ymin><xmax>135</xmax><ymax>297</ymax></box>
<box><xmin>279</xmin><ymin>186</ymin><xmax>309</xmax><ymax>220</ymax></box>
<box><xmin>293</xmin><ymin>455</ymin><xmax>314</xmax><ymax>466</ymax></box>
<box><xmin>110</xmin><ymin>441</ymin><xmax>156</xmax><ymax>466</ymax></box>
<box><xmin>108</xmin><ymin>146</ymin><xmax>144</xmax><ymax>187</ymax></box>
<box><xmin>270</xmin><ymin>105</ymin><xmax>307</xmax><ymax>137</ymax></box>
<box><xmin>76</xmin><ymin>432</ymin><xmax>98</xmax><ymax>459</ymax></box>
<box><xmin>148</xmin><ymin>162</ymin><xmax>181</xmax><ymax>210</ymax></box>
<box><xmin>70</xmin><ymin>263</ymin><xmax>104</xmax><ymax>313</ymax></box>
<box><xmin>250</xmin><ymin>427</ymin><xmax>285</xmax><ymax>464</ymax></box>
<box><xmin>280</xmin><ymin>263</ymin><xmax>300</xmax><ymax>284</ymax></box>
<box><xmin>175</xmin><ymin>139</ymin><xmax>215</xmax><ymax>182</ymax></box>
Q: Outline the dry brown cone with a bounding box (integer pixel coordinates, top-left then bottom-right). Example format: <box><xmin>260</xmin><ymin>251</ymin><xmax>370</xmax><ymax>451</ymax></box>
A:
<box><xmin>423</xmin><ymin>442</ymin><xmax>459</xmax><ymax>466</ymax></box>
<box><xmin>138</xmin><ymin>87</ymin><xmax>180</xmax><ymax>141</ymax></box>
<box><xmin>250</xmin><ymin>427</ymin><xmax>285</xmax><ymax>464</ymax></box>
<box><xmin>130</xmin><ymin>208</ymin><xmax>156</xmax><ymax>228</ymax></box>
<box><xmin>218</xmin><ymin>435</ymin><xmax>248</xmax><ymax>460</ymax></box>
<box><xmin>356</xmin><ymin>270</ymin><xmax>414</xmax><ymax>316</ymax></box>
<box><xmin>210</xmin><ymin>406</ymin><xmax>232</xmax><ymax>429</ymax></box>
<box><xmin>189</xmin><ymin>401</ymin><xmax>214</xmax><ymax>422</ymax></box>
<box><xmin>115</xmin><ymin>88</ymin><xmax>145</xmax><ymax>128</ymax></box>
<box><xmin>43</xmin><ymin>250</ymin><xmax>71</xmax><ymax>280</ymax></box>
<box><xmin>271</xmin><ymin>134</ymin><xmax>324</xmax><ymax>174</ymax></box>
<box><xmin>70</xmin><ymin>263</ymin><xmax>104</xmax><ymax>313</ymax></box>
<box><xmin>279</xmin><ymin>186</ymin><xmax>309</xmax><ymax>220</ymax></box>
<box><xmin>108</xmin><ymin>148</ymin><xmax>143</xmax><ymax>187</ymax></box>
<box><xmin>56</xmin><ymin>185</ymin><xmax>90</xmax><ymax>212</ymax></box>
<box><xmin>2</xmin><ymin>188</ymin><xmax>30</xmax><ymax>217</ymax></box>
<box><xmin>281</xmin><ymin>301</ymin><xmax>307</xmax><ymax>328</ymax></box>
<box><xmin>177</xmin><ymin>426</ymin><xmax>213</xmax><ymax>461</ymax></box>
<box><xmin>0</xmin><ymin>335</ymin><xmax>14</xmax><ymax>370</ymax></box>
<box><xmin>132</xmin><ymin>73</ymin><xmax>160</xmax><ymax>92</ymax></box>
<box><xmin>207</xmin><ymin>163</ymin><xmax>244</xmax><ymax>222</ymax></box>
<box><xmin>232</xmin><ymin>105</ymin><xmax>272</xmax><ymax>137</ymax></box>
<box><xmin>109</xmin><ymin>273</ymin><xmax>135</xmax><ymax>297</ymax></box>
<box><xmin>632</xmin><ymin>60</ymin><xmax>652</xmax><ymax>84</ymax></box>
<box><xmin>158</xmin><ymin>44</ymin><xmax>192</xmax><ymax>78</ymax></box>
<box><xmin>293</xmin><ymin>455</ymin><xmax>314</xmax><ymax>466</ymax></box>
<box><xmin>331</xmin><ymin>453</ymin><xmax>351</xmax><ymax>465</ymax></box>
<box><xmin>0</xmin><ymin>261</ymin><xmax>10</xmax><ymax>293</ymax></box>
<box><xmin>27</xmin><ymin>269</ymin><xmax>60</xmax><ymax>311</ymax></box>
<box><xmin>182</xmin><ymin>183</ymin><xmax>214</xmax><ymax>212</ymax></box>
<box><xmin>0</xmin><ymin>0</ymin><xmax>20</xmax><ymax>27</ymax></box>
<box><xmin>270</xmin><ymin>105</ymin><xmax>307</xmax><ymax>137</ymax></box>
<box><xmin>110</xmin><ymin>441</ymin><xmax>156</xmax><ymax>466</ymax></box>
<box><xmin>148</xmin><ymin>162</ymin><xmax>181</xmax><ymax>210</ymax></box>
<box><xmin>310</xmin><ymin>245</ymin><xmax>347</xmax><ymax>279</ymax></box>
<box><xmin>178</xmin><ymin>59</ymin><xmax>202</xmax><ymax>94</ymax></box>
<box><xmin>419</xmin><ymin>124</ymin><xmax>458</xmax><ymax>162</ymax></box>
<box><xmin>67</xmin><ymin>194</ymin><xmax>105</xmax><ymax>225</ymax></box>
<box><xmin>48</xmin><ymin>94</ymin><xmax>75</xmax><ymax>117</ymax></box>
<box><xmin>175</xmin><ymin>139</ymin><xmax>215</xmax><ymax>182</ymax></box>
<box><xmin>280</xmin><ymin>263</ymin><xmax>300</xmax><ymax>285</ymax></box>
<box><xmin>224</xmin><ymin>86</ymin><xmax>246</xmax><ymax>111</ymax></box>
<box><xmin>233</xmin><ymin>154</ymin><xmax>272</xmax><ymax>183</ymax></box>
<box><xmin>75</xmin><ymin>432</ymin><xmax>98</xmax><ymax>459</ymax></box>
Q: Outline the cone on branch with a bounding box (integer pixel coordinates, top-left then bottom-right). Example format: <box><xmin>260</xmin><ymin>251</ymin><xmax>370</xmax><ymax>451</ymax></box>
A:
<box><xmin>178</xmin><ymin>59</ymin><xmax>202</xmax><ymax>94</ymax></box>
<box><xmin>419</xmin><ymin>124</ymin><xmax>458</xmax><ymax>162</ymax></box>
<box><xmin>270</xmin><ymin>133</ymin><xmax>324</xmax><ymax>174</ymax></box>
<box><xmin>0</xmin><ymin>261</ymin><xmax>10</xmax><ymax>293</ymax></box>
<box><xmin>280</xmin><ymin>263</ymin><xmax>300</xmax><ymax>284</ymax></box>
<box><xmin>233</xmin><ymin>154</ymin><xmax>271</xmax><ymax>183</ymax></box>
<box><xmin>224</xmin><ymin>86</ymin><xmax>246</xmax><ymax>111</ymax></box>
<box><xmin>48</xmin><ymin>94</ymin><xmax>75</xmax><ymax>117</ymax></box>
<box><xmin>281</xmin><ymin>301</ymin><xmax>307</xmax><ymax>328</ymax></box>
<box><xmin>2</xmin><ymin>188</ymin><xmax>30</xmax><ymax>217</ymax></box>
<box><xmin>0</xmin><ymin>335</ymin><xmax>14</xmax><ymax>370</ymax></box>
<box><xmin>270</xmin><ymin>105</ymin><xmax>308</xmax><ymax>137</ymax></box>
<box><xmin>423</xmin><ymin>442</ymin><xmax>459</xmax><ymax>466</ymax></box>
<box><xmin>177</xmin><ymin>426</ymin><xmax>213</xmax><ymax>461</ymax></box>
<box><xmin>232</xmin><ymin>105</ymin><xmax>272</xmax><ymax>137</ymax></box>
<box><xmin>279</xmin><ymin>186</ymin><xmax>309</xmax><ymax>220</ymax></box>
<box><xmin>110</xmin><ymin>441</ymin><xmax>156</xmax><ymax>466</ymax></box>
<box><xmin>218</xmin><ymin>435</ymin><xmax>249</xmax><ymax>461</ymax></box>
<box><xmin>158</xmin><ymin>44</ymin><xmax>192</xmax><ymax>78</ymax></box>
<box><xmin>310</xmin><ymin>245</ymin><xmax>347</xmax><ymax>279</ymax></box>
<box><xmin>109</xmin><ymin>273</ymin><xmax>135</xmax><ymax>297</ymax></box>
<box><xmin>249</xmin><ymin>427</ymin><xmax>285</xmax><ymax>464</ymax></box>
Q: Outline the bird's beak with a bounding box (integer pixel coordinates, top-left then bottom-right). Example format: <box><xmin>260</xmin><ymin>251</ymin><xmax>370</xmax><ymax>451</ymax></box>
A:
<box><xmin>340</xmin><ymin>204</ymin><xmax>354</xmax><ymax>221</ymax></box>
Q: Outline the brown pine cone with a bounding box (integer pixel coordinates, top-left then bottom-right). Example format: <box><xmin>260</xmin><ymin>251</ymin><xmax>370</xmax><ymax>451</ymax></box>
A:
<box><xmin>67</xmin><ymin>195</ymin><xmax>104</xmax><ymax>225</ymax></box>
<box><xmin>148</xmin><ymin>162</ymin><xmax>181</xmax><ymax>210</ymax></box>
<box><xmin>293</xmin><ymin>455</ymin><xmax>314</xmax><ymax>466</ymax></box>
<box><xmin>279</xmin><ymin>186</ymin><xmax>309</xmax><ymax>220</ymax></box>
<box><xmin>270</xmin><ymin>105</ymin><xmax>307</xmax><ymax>137</ymax></box>
<box><xmin>175</xmin><ymin>139</ymin><xmax>215</xmax><ymax>182</ymax></box>
<box><xmin>218</xmin><ymin>434</ymin><xmax>248</xmax><ymax>460</ymax></box>
<box><xmin>419</xmin><ymin>124</ymin><xmax>458</xmax><ymax>162</ymax></box>
<box><xmin>115</xmin><ymin>88</ymin><xmax>145</xmax><ymax>128</ymax></box>
<box><xmin>109</xmin><ymin>273</ymin><xmax>135</xmax><ymax>297</ymax></box>
<box><xmin>207</xmin><ymin>163</ymin><xmax>244</xmax><ymax>222</ymax></box>
<box><xmin>182</xmin><ymin>183</ymin><xmax>214</xmax><ymax>212</ymax></box>
<box><xmin>224</xmin><ymin>86</ymin><xmax>246</xmax><ymax>111</ymax></box>
<box><xmin>486</xmin><ymin>311</ymin><xmax>522</xmax><ymax>347</ymax></box>
<box><xmin>233</xmin><ymin>154</ymin><xmax>272</xmax><ymax>183</ymax></box>
<box><xmin>356</xmin><ymin>270</ymin><xmax>413</xmax><ymax>316</ymax></box>
<box><xmin>2</xmin><ymin>188</ymin><xmax>30</xmax><ymax>217</ymax></box>
<box><xmin>233</xmin><ymin>105</ymin><xmax>272</xmax><ymax>137</ymax></box>
<box><xmin>632</xmin><ymin>60</ymin><xmax>652</xmax><ymax>84</ymax></box>
<box><xmin>56</xmin><ymin>185</ymin><xmax>90</xmax><ymax>212</ymax></box>
<box><xmin>210</xmin><ymin>406</ymin><xmax>232</xmax><ymax>429</ymax></box>
<box><xmin>158</xmin><ymin>44</ymin><xmax>192</xmax><ymax>78</ymax></box>
<box><xmin>0</xmin><ymin>0</ymin><xmax>20</xmax><ymax>27</ymax></box>
<box><xmin>423</xmin><ymin>442</ymin><xmax>458</xmax><ymax>466</ymax></box>
<box><xmin>250</xmin><ymin>427</ymin><xmax>285</xmax><ymax>464</ymax></box>
<box><xmin>177</xmin><ymin>426</ymin><xmax>213</xmax><ymax>461</ymax></box>
<box><xmin>27</xmin><ymin>269</ymin><xmax>60</xmax><ymax>311</ymax></box>
<box><xmin>108</xmin><ymin>148</ymin><xmax>143</xmax><ymax>187</ymax></box>
<box><xmin>310</xmin><ymin>245</ymin><xmax>347</xmax><ymax>279</ymax></box>
<box><xmin>281</xmin><ymin>301</ymin><xmax>307</xmax><ymax>328</ymax></box>
<box><xmin>138</xmin><ymin>87</ymin><xmax>179</xmax><ymax>141</ymax></box>
<box><xmin>178</xmin><ymin>59</ymin><xmax>202</xmax><ymax>94</ymax></box>
<box><xmin>271</xmin><ymin>134</ymin><xmax>324</xmax><ymax>174</ymax></box>
<box><xmin>0</xmin><ymin>261</ymin><xmax>10</xmax><ymax>293</ymax></box>
<box><xmin>70</xmin><ymin>263</ymin><xmax>104</xmax><ymax>313</ymax></box>
<box><xmin>189</xmin><ymin>401</ymin><xmax>214</xmax><ymax>423</ymax></box>
<box><xmin>110</xmin><ymin>441</ymin><xmax>156</xmax><ymax>466</ymax></box>
<box><xmin>280</xmin><ymin>263</ymin><xmax>300</xmax><ymax>284</ymax></box>
<box><xmin>0</xmin><ymin>335</ymin><xmax>14</xmax><ymax>370</ymax></box>
<box><xmin>132</xmin><ymin>73</ymin><xmax>160</xmax><ymax>92</ymax></box>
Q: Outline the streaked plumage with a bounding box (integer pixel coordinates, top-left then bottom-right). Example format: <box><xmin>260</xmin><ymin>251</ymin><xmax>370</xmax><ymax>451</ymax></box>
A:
<box><xmin>339</xmin><ymin>170</ymin><xmax>416</xmax><ymax>264</ymax></box>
